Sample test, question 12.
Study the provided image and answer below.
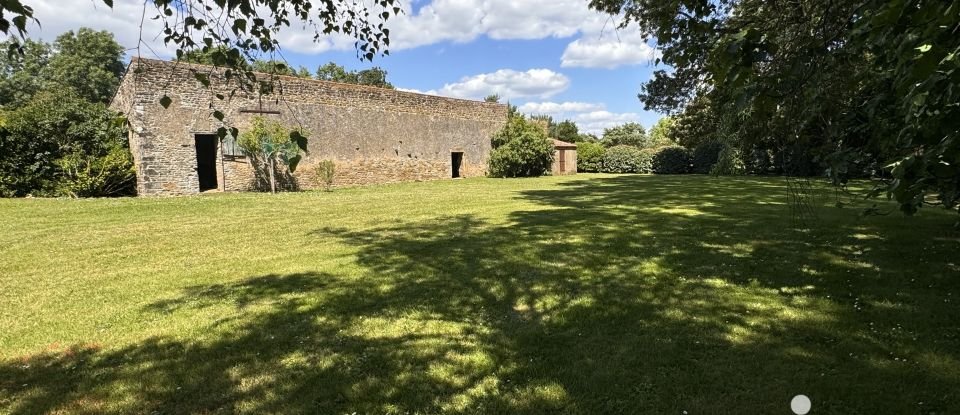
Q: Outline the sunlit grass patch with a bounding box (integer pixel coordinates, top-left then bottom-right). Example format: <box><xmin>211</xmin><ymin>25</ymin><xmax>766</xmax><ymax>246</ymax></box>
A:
<box><xmin>0</xmin><ymin>174</ymin><xmax>958</xmax><ymax>414</ymax></box>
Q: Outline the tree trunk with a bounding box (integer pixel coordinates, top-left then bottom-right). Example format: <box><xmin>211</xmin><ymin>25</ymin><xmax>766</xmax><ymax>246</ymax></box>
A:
<box><xmin>268</xmin><ymin>156</ymin><xmax>277</xmax><ymax>194</ymax></box>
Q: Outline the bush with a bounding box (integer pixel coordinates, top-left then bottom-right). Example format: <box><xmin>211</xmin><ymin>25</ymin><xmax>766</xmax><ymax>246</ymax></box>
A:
<box><xmin>314</xmin><ymin>160</ymin><xmax>335</xmax><ymax>191</ymax></box>
<box><xmin>744</xmin><ymin>148</ymin><xmax>775</xmax><ymax>175</ymax></box>
<box><xmin>0</xmin><ymin>88</ymin><xmax>134</xmax><ymax>197</ymax></box>
<box><xmin>488</xmin><ymin>116</ymin><xmax>553</xmax><ymax>177</ymax></box>
<box><xmin>238</xmin><ymin>116</ymin><xmax>306</xmax><ymax>193</ymax></box>
<box><xmin>576</xmin><ymin>141</ymin><xmax>605</xmax><ymax>172</ymax></box>
<box><xmin>637</xmin><ymin>148</ymin><xmax>656</xmax><ymax>174</ymax></box>
<box><xmin>56</xmin><ymin>145</ymin><xmax>136</xmax><ymax>197</ymax></box>
<box><xmin>780</xmin><ymin>143</ymin><xmax>822</xmax><ymax>177</ymax></box>
<box><xmin>492</xmin><ymin>115</ymin><xmax>546</xmax><ymax>149</ymax></box>
<box><xmin>691</xmin><ymin>140</ymin><xmax>724</xmax><ymax>174</ymax></box>
<box><xmin>651</xmin><ymin>145</ymin><xmax>693</xmax><ymax>174</ymax></box>
<box><xmin>710</xmin><ymin>145</ymin><xmax>746</xmax><ymax>176</ymax></box>
<box><xmin>601</xmin><ymin>145</ymin><xmax>647</xmax><ymax>173</ymax></box>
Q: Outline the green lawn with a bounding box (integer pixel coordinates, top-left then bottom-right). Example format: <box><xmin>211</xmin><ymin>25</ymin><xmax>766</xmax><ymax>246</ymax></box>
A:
<box><xmin>1</xmin><ymin>175</ymin><xmax>958</xmax><ymax>414</ymax></box>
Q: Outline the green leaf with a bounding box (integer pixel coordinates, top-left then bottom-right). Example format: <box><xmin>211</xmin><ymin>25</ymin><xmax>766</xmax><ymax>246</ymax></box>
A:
<box><xmin>287</xmin><ymin>154</ymin><xmax>302</xmax><ymax>173</ymax></box>
<box><xmin>193</xmin><ymin>71</ymin><xmax>210</xmax><ymax>87</ymax></box>
<box><xmin>102</xmin><ymin>0</ymin><xmax>113</xmax><ymax>7</ymax></box>
<box><xmin>159</xmin><ymin>95</ymin><xmax>172</xmax><ymax>109</ymax></box>
<box><xmin>290</xmin><ymin>130</ymin><xmax>308</xmax><ymax>152</ymax></box>
<box><xmin>233</xmin><ymin>19</ymin><xmax>247</xmax><ymax>34</ymax></box>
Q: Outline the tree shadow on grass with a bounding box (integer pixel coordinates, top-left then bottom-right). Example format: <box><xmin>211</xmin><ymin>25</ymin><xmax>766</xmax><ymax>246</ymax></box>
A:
<box><xmin>2</xmin><ymin>175</ymin><xmax>958</xmax><ymax>414</ymax></box>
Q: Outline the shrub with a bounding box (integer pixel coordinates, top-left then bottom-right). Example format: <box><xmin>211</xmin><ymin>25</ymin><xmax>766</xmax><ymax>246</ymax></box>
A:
<box><xmin>488</xmin><ymin>116</ymin><xmax>554</xmax><ymax>177</ymax></box>
<box><xmin>691</xmin><ymin>140</ymin><xmax>724</xmax><ymax>174</ymax></box>
<box><xmin>56</xmin><ymin>145</ymin><xmax>136</xmax><ymax>197</ymax></box>
<box><xmin>314</xmin><ymin>160</ymin><xmax>335</xmax><ymax>191</ymax></box>
<box><xmin>0</xmin><ymin>88</ymin><xmax>134</xmax><ymax>197</ymax></box>
<box><xmin>710</xmin><ymin>145</ymin><xmax>746</xmax><ymax>176</ymax></box>
<box><xmin>491</xmin><ymin>115</ymin><xmax>546</xmax><ymax>149</ymax></box>
<box><xmin>637</xmin><ymin>148</ymin><xmax>656</xmax><ymax>174</ymax></box>
<box><xmin>576</xmin><ymin>141</ymin><xmax>606</xmax><ymax>172</ymax></box>
<box><xmin>744</xmin><ymin>148</ymin><xmax>775</xmax><ymax>175</ymax></box>
<box><xmin>780</xmin><ymin>143</ymin><xmax>822</xmax><ymax>177</ymax></box>
<box><xmin>238</xmin><ymin>116</ymin><xmax>307</xmax><ymax>193</ymax></box>
<box><xmin>651</xmin><ymin>145</ymin><xmax>693</xmax><ymax>174</ymax></box>
<box><xmin>602</xmin><ymin>123</ymin><xmax>648</xmax><ymax>148</ymax></box>
<box><xmin>601</xmin><ymin>145</ymin><xmax>647</xmax><ymax>173</ymax></box>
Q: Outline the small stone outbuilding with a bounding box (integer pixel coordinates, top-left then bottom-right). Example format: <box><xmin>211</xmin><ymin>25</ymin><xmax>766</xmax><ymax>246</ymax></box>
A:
<box><xmin>552</xmin><ymin>139</ymin><xmax>577</xmax><ymax>175</ymax></box>
<box><xmin>110</xmin><ymin>58</ymin><xmax>508</xmax><ymax>196</ymax></box>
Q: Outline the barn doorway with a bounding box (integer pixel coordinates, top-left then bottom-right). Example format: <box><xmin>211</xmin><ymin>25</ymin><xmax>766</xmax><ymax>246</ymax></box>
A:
<box><xmin>194</xmin><ymin>134</ymin><xmax>218</xmax><ymax>191</ymax></box>
<box><xmin>451</xmin><ymin>152</ymin><xmax>463</xmax><ymax>178</ymax></box>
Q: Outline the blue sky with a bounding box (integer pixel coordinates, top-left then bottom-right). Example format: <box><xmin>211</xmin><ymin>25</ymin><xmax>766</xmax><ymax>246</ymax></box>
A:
<box><xmin>18</xmin><ymin>0</ymin><xmax>666</xmax><ymax>134</ymax></box>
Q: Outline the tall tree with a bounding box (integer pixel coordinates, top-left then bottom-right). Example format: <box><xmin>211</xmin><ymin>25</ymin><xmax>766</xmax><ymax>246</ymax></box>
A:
<box><xmin>648</xmin><ymin>116</ymin><xmax>677</xmax><ymax>147</ymax></box>
<box><xmin>356</xmin><ymin>67</ymin><xmax>393</xmax><ymax>89</ymax></box>
<box><xmin>316</xmin><ymin>61</ymin><xmax>355</xmax><ymax>83</ymax></box>
<box><xmin>552</xmin><ymin>120</ymin><xmax>580</xmax><ymax>142</ymax></box>
<box><xmin>602</xmin><ymin>122</ymin><xmax>648</xmax><ymax>148</ymax></box>
<box><xmin>45</xmin><ymin>28</ymin><xmax>125</xmax><ymax>104</ymax></box>
<box><xmin>250</xmin><ymin>59</ymin><xmax>310</xmax><ymax>78</ymax></box>
<box><xmin>589</xmin><ymin>0</ymin><xmax>960</xmax><ymax>215</ymax></box>
<box><xmin>0</xmin><ymin>38</ymin><xmax>49</xmax><ymax>108</ymax></box>
<box><xmin>315</xmin><ymin>61</ymin><xmax>393</xmax><ymax>88</ymax></box>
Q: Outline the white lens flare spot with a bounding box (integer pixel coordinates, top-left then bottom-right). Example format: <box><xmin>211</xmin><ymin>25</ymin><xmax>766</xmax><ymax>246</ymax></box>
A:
<box><xmin>791</xmin><ymin>394</ymin><xmax>812</xmax><ymax>415</ymax></box>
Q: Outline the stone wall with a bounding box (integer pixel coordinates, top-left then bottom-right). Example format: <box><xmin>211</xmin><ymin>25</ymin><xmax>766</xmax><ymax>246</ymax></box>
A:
<box><xmin>110</xmin><ymin>58</ymin><xmax>508</xmax><ymax>196</ymax></box>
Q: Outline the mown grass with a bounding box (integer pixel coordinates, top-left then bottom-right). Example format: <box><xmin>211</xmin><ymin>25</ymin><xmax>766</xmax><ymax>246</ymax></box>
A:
<box><xmin>0</xmin><ymin>174</ymin><xmax>958</xmax><ymax>414</ymax></box>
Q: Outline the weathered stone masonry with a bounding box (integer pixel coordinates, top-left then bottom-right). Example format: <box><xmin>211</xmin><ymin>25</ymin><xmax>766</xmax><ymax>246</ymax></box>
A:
<box><xmin>111</xmin><ymin>58</ymin><xmax>508</xmax><ymax>196</ymax></box>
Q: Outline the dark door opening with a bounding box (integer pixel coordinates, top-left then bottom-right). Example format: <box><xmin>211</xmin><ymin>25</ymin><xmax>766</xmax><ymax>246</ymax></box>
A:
<box><xmin>195</xmin><ymin>134</ymin><xmax>218</xmax><ymax>191</ymax></box>
<box><xmin>451</xmin><ymin>152</ymin><xmax>463</xmax><ymax>178</ymax></box>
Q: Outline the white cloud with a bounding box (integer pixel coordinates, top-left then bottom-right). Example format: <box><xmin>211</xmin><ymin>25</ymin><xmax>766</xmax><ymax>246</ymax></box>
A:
<box><xmin>424</xmin><ymin>69</ymin><xmax>570</xmax><ymax>100</ymax></box>
<box><xmin>12</xmin><ymin>0</ymin><xmax>661</xmax><ymax>71</ymax></box>
<box><xmin>572</xmin><ymin>110</ymin><xmax>642</xmax><ymax>133</ymax></box>
<box><xmin>385</xmin><ymin>0</ymin><xmax>607</xmax><ymax>50</ymax></box>
<box><xmin>517</xmin><ymin>101</ymin><xmax>642</xmax><ymax>134</ymax></box>
<box><xmin>12</xmin><ymin>1</ymin><xmax>171</xmax><ymax>57</ymax></box>
<box><xmin>519</xmin><ymin>101</ymin><xmax>605</xmax><ymax>114</ymax></box>
<box><xmin>561</xmin><ymin>30</ymin><xmax>660</xmax><ymax>69</ymax></box>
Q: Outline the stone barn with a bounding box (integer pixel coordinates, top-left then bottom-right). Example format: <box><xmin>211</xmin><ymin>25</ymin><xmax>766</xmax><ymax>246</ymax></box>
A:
<box><xmin>551</xmin><ymin>139</ymin><xmax>577</xmax><ymax>175</ymax></box>
<box><xmin>110</xmin><ymin>58</ymin><xmax>508</xmax><ymax>196</ymax></box>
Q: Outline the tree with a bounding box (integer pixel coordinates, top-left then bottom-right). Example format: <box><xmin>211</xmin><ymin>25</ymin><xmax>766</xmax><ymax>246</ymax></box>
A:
<box><xmin>316</xmin><ymin>61</ymin><xmax>355</xmax><ymax>83</ymax></box>
<box><xmin>488</xmin><ymin>115</ymin><xmax>554</xmax><ymax>178</ymax></box>
<box><xmin>484</xmin><ymin>94</ymin><xmax>501</xmax><ymax>103</ymax></box>
<box><xmin>237</xmin><ymin>116</ymin><xmax>306</xmax><ymax>194</ymax></box>
<box><xmin>356</xmin><ymin>67</ymin><xmax>393</xmax><ymax>89</ymax></box>
<box><xmin>248</xmin><ymin>59</ymin><xmax>311</xmax><ymax>78</ymax></box>
<box><xmin>552</xmin><ymin>120</ymin><xmax>579</xmax><ymax>142</ymax></box>
<box><xmin>0</xmin><ymin>28</ymin><xmax>135</xmax><ymax>197</ymax></box>
<box><xmin>44</xmin><ymin>28</ymin><xmax>125</xmax><ymax>103</ymax></box>
<box><xmin>0</xmin><ymin>38</ymin><xmax>49</xmax><ymax>108</ymax></box>
<box><xmin>529</xmin><ymin>114</ymin><xmax>554</xmax><ymax>136</ymax></box>
<box><xmin>576</xmin><ymin>133</ymin><xmax>600</xmax><ymax>143</ymax></box>
<box><xmin>315</xmin><ymin>61</ymin><xmax>393</xmax><ymax>88</ymax></box>
<box><xmin>648</xmin><ymin>116</ymin><xmax>676</xmax><ymax>147</ymax></box>
<box><xmin>588</xmin><ymin>0</ymin><xmax>960</xmax><ymax>215</ymax></box>
<box><xmin>668</xmin><ymin>95</ymin><xmax>720</xmax><ymax>149</ymax></box>
<box><xmin>602</xmin><ymin>122</ymin><xmax>648</xmax><ymax>148</ymax></box>
<box><xmin>0</xmin><ymin>88</ymin><xmax>133</xmax><ymax>197</ymax></box>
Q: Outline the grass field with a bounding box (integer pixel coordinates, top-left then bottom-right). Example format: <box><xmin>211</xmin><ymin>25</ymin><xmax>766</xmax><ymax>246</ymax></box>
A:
<box><xmin>1</xmin><ymin>174</ymin><xmax>958</xmax><ymax>414</ymax></box>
